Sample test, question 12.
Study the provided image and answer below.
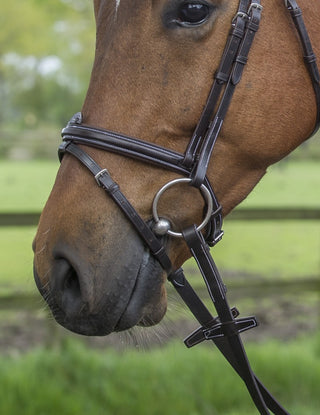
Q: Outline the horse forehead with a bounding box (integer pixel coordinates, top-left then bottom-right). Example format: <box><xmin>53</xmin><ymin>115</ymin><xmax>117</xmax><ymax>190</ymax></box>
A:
<box><xmin>107</xmin><ymin>0</ymin><xmax>148</xmax><ymax>23</ymax></box>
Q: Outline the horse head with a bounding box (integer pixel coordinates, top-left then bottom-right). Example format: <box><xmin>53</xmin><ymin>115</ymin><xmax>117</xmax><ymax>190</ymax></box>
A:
<box><xmin>33</xmin><ymin>0</ymin><xmax>319</xmax><ymax>336</ymax></box>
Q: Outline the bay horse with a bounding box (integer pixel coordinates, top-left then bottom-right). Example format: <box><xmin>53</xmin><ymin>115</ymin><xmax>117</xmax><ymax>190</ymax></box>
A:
<box><xmin>33</xmin><ymin>0</ymin><xmax>319</xmax><ymax>335</ymax></box>
<box><xmin>33</xmin><ymin>1</ymin><xmax>319</xmax><ymax>412</ymax></box>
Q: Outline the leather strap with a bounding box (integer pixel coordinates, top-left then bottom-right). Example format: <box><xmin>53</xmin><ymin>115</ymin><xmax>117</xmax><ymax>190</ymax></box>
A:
<box><xmin>174</xmin><ymin>225</ymin><xmax>290</xmax><ymax>415</ymax></box>
<box><xmin>169</xmin><ymin>270</ymin><xmax>290</xmax><ymax>415</ymax></box>
<box><xmin>59</xmin><ymin>142</ymin><xmax>173</xmax><ymax>274</ymax></box>
<box><xmin>183</xmin><ymin>0</ymin><xmax>250</xmax><ymax>169</ymax></box>
<box><xmin>285</xmin><ymin>0</ymin><xmax>320</xmax><ymax>136</ymax></box>
<box><xmin>190</xmin><ymin>1</ymin><xmax>263</xmax><ymax>188</ymax></box>
<box><xmin>61</xmin><ymin>113</ymin><xmax>188</xmax><ymax>174</ymax></box>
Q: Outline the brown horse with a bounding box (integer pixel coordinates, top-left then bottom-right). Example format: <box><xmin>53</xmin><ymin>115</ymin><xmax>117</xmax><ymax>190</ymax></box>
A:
<box><xmin>33</xmin><ymin>0</ymin><xmax>319</xmax><ymax>336</ymax></box>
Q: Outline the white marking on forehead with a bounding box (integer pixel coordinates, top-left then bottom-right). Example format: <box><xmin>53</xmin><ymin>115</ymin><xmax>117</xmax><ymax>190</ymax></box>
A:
<box><xmin>115</xmin><ymin>0</ymin><xmax>121</xmax><ymax>14</ymax></box>
<box><xmin>114</xmin><ymin>0</ymin><xmax>121</xmax><ymax>21</ymax></box>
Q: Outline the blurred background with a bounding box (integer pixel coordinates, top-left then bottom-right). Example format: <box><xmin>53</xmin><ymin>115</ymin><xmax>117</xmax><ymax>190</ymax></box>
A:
<box><xmin>0</xmin><ymin>1</ymin><xmax>319</xmax><ymax>414</ymax></box>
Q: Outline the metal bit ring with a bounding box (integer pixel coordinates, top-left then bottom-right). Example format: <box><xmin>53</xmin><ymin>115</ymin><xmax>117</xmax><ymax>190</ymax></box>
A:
<box><xmin>152</xmin><ymin>178</ymin><xmax>213</xmax><ymax>238</ymax></box>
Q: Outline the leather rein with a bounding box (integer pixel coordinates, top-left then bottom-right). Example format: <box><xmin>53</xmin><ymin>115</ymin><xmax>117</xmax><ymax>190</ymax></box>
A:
<box><xmin>58</xmin><ymin>1</ymin><xmax>320</xmax><ymax>414</ymax></box>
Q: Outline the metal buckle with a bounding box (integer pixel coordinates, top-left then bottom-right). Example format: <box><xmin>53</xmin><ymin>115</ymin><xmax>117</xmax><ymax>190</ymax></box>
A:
<box><xmin>248</xmin><ymin>2</ymin><xmax>263</xmax><ymax>15</ymax></box>
<box><xmin>94</xmin><ymin>169</ymin><xmax>109</xmax><ymax>186</ymax></box>
<box><xmin>232</xmin><ymin>11</ymin><xmax>248</xmax><ymax>24</ymax></box>
<box><xmin>212</xmin><ymin>230</ymin><xmax>224</xmax><ymax>246</ymax></box>
<box><xmin>152</xmin><ymin>178</ymin><xmax>213</xmax><ymax>238</ymax></box>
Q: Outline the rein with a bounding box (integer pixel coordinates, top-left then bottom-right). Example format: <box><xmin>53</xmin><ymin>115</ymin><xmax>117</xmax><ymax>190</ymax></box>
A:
<box><xmin>59</xmin><ymin>1</ymin><xmax>320</xmax><ymax>414</ymax></box>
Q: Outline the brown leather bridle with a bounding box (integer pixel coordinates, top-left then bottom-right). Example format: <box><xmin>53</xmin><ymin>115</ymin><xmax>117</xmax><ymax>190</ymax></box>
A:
<box><xmin>58</xmin><ymin>1</ymin><xmax>320</xmax><ymax>414</ymax></box>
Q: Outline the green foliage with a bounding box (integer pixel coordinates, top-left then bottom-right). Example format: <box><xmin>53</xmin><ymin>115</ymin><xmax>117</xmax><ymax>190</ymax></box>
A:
<box><xmin>2</xmin><ymin>1</ymin><xmax>320</xmax><ymax>160</ymax></box>
<box><xmin>0</xmin><ymin>335</ymin><xmax>319</xmax><ymax>415</ymax></box>
<box><xmin>1</xmin><ymin>0</ymin><xmax>95</xmax><ymax>138</ymax></box>
<box><xmin>1</xmin><ymin>0</ymin><xmax>95</xmax><ymax>64</ymax></box>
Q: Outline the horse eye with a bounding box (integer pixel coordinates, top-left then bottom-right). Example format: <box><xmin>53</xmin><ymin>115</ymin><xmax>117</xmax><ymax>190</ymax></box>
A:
<box><xmin>177</xmin><ymin>2</ymin><xmax>211</xmax><ymax>26</ymax></box>
<box><xmin>162</xmin><ymin>1</ymin><xmax>215</xmax><ymax>30</ymax></box>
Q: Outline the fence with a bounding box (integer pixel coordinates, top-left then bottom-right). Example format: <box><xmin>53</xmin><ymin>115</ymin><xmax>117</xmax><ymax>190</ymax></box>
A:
<box><xmin>1</xmin><ymin>208</ymin><xmax>320</xmax><ymax>227</ymax></box>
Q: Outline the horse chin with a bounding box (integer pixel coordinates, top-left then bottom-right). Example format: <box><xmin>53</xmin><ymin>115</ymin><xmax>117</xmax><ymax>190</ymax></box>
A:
<box><xmin>114</xmin><ymin>250</ymin><xmax>167</xmax><ymax>332</ymax></box>
<box><xmin>34</xmin><ymin>245</ymin><xmax>167</xmax><ymax>337</ymax></box>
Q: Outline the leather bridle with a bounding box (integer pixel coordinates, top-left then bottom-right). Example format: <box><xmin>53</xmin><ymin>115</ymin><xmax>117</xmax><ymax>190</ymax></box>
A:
<box><xmin>58</xmin><ymin>1</ymin><xmax>320</xmax><ymax>414</ymax></box>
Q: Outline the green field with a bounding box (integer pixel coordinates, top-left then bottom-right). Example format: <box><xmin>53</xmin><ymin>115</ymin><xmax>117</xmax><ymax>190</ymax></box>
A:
<box><xmin>0</xmin><ymin>334</ymin><xmax>319</xmax><ymax>415</ymax></box>
<box><xmin>1</xmin><ymin>159</ymin><xmax>320</xmax><ymax>212</ymax></box>
<box><xmin>0</xmin><ymin>160</ymin><xmax>59</xmax><ymax>212</ymax></box>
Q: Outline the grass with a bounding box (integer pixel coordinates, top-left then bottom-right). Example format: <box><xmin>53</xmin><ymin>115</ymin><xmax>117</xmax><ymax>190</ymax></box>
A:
<box><xmin>210</xmin><ymin>220</ymin><xmax>320</xmax><ymax>280</ymax></box>
<box><xmin>241</xmin><ymin>160</ymin><xmax>320</xmax><ymax>207</ymax></box>
<box><xmin>0</xmin><ymin>334</ymin><xmax>319</xmax><ymax>415</ymax></box>
<box><xmin>0</xmin><ymin>159</ymin><xmax>320</xmax><ymax>212</ymax></box>
<box><xmin>0</xmin><ymin>160</ymin><xmax>58</xmax><ymax>212</ymax></box>
<box><xmin>0</xmin><ymin>161</ymin><xmax>320</xmax><ymax>212</ymax></box>
<box><xmin>0</xmin><ymin>227</ymin><xmax>36</xmax><ymax>293</ymax></box>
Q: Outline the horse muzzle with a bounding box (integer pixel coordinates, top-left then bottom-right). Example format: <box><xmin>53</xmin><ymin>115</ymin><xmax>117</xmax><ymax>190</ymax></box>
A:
<box><xmin>33</xmin><ymin>226</ymin><xmax>167</xmax><ymax>336</ymax></box>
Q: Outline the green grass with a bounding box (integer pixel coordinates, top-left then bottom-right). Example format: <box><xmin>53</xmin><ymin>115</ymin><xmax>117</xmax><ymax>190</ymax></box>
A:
<box><xmin>0</xmin><ymin>227</ymin><xmax>37</xmax><ymax>293</ymax></box>
<box><xmin>212</xmin><ymin>220</ymin><xmax>320</xmax><ymax>280</ymax></box>
<box><xmin>0</xmin><ymin>160</ymin><xmax>58</xmax><ymax>212</ymax></box>
<box><xmin>0</xmin><ymin>159</ymin><xmax>320</xmax><ymax>211</ymax></box>
<box><xmin>241</xmin><ymin>160</ymin><xmax>320</xmax><ymax>207</ymax></box>
<box><xmin>0</xmin><ymin>334</ymin><xmax>319</xmax><ymax>415</ymax></box>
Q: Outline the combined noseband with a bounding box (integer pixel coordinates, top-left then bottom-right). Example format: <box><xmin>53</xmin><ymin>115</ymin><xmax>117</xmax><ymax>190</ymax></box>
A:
<box><xmin>58</xmin><ymin>1</ymin><xmax>320</xmax><ymax>414</ymax></box>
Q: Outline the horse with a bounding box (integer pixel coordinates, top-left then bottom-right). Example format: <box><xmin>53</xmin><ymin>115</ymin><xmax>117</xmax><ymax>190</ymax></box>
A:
<box><xmin>33</xmin><ymin>0</ymin><xmax>319</xmax><ymax>337</ymax></box>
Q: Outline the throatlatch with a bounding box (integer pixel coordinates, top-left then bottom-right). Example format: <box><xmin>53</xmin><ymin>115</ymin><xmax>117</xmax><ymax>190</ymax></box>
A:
<box><xmin>59</xmin><ymin>1</ymin><xmax>320</xmax><ymax>414</ymax></box>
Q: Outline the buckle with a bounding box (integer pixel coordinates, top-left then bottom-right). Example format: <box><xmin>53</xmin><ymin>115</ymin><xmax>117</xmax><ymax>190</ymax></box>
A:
<box><xmin>232</xmin><ymin>11</ymin><xmax>249</xmax><ymax>25</ymax></box>
<box><xmin>211</xmin><ymin>230</ymin><xmax>224</xmax><ymax>246</ymax></box>
<box><xmin>94</xmin><ymin>169</ymin><xmax>109</xmax><ymax>186</ymax></box>
<box><xmin>248</xmin><ymin>2</ymin><xmax>263</xmax><ymax>15</ymax></box>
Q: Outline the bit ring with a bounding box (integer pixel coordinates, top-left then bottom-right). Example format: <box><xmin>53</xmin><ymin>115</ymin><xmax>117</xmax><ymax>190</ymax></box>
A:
<box><xmin>152</xmin><ymin>178</ymin><xmax>213</xmax><ymax>238</ymax></box>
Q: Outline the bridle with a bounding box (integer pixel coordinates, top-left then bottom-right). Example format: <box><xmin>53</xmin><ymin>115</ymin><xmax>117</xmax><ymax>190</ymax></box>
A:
<box><xmin>59</xmin><ymin>1</ymin><xmax>319</xmax><ymax>413</ymax></box>
<box><xmin>58</xmin><ymin>1</ymin><xmax>320</xmax><ymax>414</ymax></box>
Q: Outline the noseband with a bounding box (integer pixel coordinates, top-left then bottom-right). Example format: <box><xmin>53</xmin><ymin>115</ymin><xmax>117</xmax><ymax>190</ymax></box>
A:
<box><xmin>58</xmin><ymin>1</ymin><xmax>320</xmax><ymax>414</ymax></box>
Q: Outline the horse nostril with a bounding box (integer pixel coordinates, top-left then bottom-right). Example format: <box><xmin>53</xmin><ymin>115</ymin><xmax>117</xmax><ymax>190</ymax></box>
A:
<box><xmin>64</xmin><ymin>267</ymin><xmax>80</xmax><ymax>295</ymax></box>
<box><xmin>51</xmin><ymin>258</ymin><xmax>87</xmax><ymax>318</ymax></box>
